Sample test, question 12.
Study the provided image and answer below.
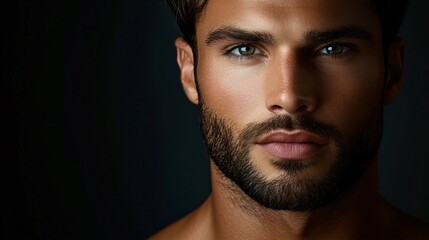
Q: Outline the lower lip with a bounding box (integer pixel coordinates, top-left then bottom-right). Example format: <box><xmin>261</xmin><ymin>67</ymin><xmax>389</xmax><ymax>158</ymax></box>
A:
<box><xmin>259</xmin><ymin>142</ymin><xmax>324</xmax><ymax>159</ymax></box>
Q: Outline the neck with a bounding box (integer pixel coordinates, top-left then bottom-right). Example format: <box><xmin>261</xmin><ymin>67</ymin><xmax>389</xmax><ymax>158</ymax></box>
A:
<box><xmin>206</xmin><ymin>158</ymin><xmax>386</xmax><ymax>240</ymax></box>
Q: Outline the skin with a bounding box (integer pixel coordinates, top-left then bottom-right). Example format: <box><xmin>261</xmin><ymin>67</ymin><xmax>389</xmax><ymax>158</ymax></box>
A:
<box><xmin>150</xmin><ymin>0</ymin><xmax>429</xmax><ymax>239</ymax></box>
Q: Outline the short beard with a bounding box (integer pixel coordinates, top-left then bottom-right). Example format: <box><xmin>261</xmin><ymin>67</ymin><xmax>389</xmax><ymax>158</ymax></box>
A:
<box><xmin>199</xmin><ymin>105</ymin><xmax>383</xmax><ymax>211</ymax></box>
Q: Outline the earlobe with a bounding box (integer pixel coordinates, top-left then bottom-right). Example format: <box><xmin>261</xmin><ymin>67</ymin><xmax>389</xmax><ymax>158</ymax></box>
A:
<box><xmin>175</xmin><ymin>38</ymin><xmax>199</xmax><ymax>104</ymax></box>
<box><xmin>383</xmin><ymin>37</ymin><xmax>405</xmax><ymax>105</ymax></box>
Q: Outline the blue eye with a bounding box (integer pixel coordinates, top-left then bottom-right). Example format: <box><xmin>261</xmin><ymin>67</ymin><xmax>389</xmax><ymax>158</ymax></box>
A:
<box><xmin>230</xmin><ymin>45</ymin><xmax>261</xmax><ymax>56</ymax></box>
<box><xmin>319</xmin><ymin>44</ymin><xmax>350</xmax><ymax>55</ymax></box>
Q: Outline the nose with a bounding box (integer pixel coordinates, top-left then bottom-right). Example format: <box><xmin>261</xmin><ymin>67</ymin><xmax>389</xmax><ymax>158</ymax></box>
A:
<box><xmin>265</xmin><ymin>51</ymin><xmax>317</xmax><ymax>115</ymax></box>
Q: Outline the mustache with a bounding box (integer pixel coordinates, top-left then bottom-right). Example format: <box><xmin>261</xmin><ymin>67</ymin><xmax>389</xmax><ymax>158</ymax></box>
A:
<box><xmin>238</xmin><ymin>115</ymin><xmax>341</xmax><ymax>143</ymax></box>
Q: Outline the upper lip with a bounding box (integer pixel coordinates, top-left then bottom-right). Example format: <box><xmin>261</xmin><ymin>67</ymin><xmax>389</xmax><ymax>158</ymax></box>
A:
<box><xmin>256</xmin><ymin>130</ymin><xmax>328</xmax><ymax>145</ymax></box>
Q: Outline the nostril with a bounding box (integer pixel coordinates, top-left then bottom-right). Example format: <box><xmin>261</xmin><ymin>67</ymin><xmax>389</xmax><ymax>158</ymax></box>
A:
<box><xmin>296</xmin><ymin>104</ymin><xmax>310</xmax><ymax>113</ymax></box>
<box><xmin>269</xmin><ymin>104</ymin><xmax>288</xmax><ymax>114</ymax></box>
<box><xmin>265</xmin><ymin>88</ymin><xmax>317</xmax><ymax>115</ymax></box>
<box><xmin>268</xmin><ymin>102</ymin><xmax>314</xmax><ymax>115</ymax></box>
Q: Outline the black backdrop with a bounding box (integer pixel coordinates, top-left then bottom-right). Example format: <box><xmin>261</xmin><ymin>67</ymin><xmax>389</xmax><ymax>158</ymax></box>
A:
<box><xmin>2</xmin><ymin>0</ymin><xmax>428</xmax><ymax>239</ymax></box>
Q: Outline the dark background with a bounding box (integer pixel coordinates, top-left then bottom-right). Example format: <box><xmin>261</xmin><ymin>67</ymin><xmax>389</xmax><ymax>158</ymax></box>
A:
<box><xmin>2</xmin><ymin>0</ymin><xmax>428</xmax><ymax>239</ymax></box>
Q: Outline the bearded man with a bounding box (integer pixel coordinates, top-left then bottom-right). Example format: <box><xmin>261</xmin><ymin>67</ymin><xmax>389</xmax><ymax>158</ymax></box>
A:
<box><xmin>151</xmin><ymin>0</ymin><xmax>429</xmax><ymax>239</ymax></box>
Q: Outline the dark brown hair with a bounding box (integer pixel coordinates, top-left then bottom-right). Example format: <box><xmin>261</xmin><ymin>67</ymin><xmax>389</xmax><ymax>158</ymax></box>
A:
<box><xmin>166</xmin><ymin>0</ymin><xmax>408</xmax><ymax>50</ymax></box>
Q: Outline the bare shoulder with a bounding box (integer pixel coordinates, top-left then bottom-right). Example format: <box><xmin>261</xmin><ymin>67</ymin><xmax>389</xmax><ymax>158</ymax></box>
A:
<box><xmin>385</xmin><ymin>202</ymin><xmax>429</xmax><ymax>239</ymax></box>
<box><xmin>148</xmin><ymin>214</ymin><xmax>191</xmax><ymax>240</ymax></box>
<box><xmin>149</xmin><ymin>200</ymin><xmax>213</xmax><ymax>240</ymax></box>
<box><xmin>397</xmin><ymin>213</ymin><xmax>429</xmax><ymax>239</ymax></box>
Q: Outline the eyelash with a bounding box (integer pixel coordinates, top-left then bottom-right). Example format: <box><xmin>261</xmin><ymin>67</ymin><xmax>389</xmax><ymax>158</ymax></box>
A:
<box><xmin>224</xmin><ymin>42</ymin><xmax>356</xmax><ymax>61</ymax></box>
<box><xmin>224</xmin><ymin>44</ymin><xmax>265</xmax><ymax>61</ymax></box>
<box><xmin>315</xmin><ymin>43</ymin><xmax>355</xmax><ymax>58</ymax></box>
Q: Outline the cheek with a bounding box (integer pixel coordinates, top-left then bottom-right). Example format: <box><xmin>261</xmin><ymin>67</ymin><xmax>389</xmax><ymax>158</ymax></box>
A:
<box><xmin>320</xmin><ymin>56</ymin><xmax>385</xmax><ymax>136</ymax></box>
<box><xmin>197</xmin><ymin>57</ymin><xmax>265</xmax><ymax>119</ymax></box>
<box><xmin>197</xmin><ymin>44</ymin><xmax>386</xmax><ymax>140</ymax></box>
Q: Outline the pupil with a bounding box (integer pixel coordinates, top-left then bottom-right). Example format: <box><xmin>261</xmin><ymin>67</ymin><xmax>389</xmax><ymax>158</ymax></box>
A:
<box><xmin>239</xmin><ymin>46</ymin><xmax>254</xmax><ymax>55</ymax></box>
<box><xmin>327</xmin><ymin>45</ymin><xmax>342</xmax><ymax>54</ymax></box>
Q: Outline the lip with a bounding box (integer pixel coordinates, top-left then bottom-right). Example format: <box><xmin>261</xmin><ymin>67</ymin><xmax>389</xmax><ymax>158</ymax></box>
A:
<box><xmin>256</xmin><ymin>130</ymin><xmax>328</xmax><ymax>159</ymax></box>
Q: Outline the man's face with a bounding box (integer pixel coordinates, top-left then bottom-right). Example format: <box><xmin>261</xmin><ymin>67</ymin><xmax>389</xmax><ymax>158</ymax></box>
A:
<box><xmin>186</xmin><ymin>0</ymin><xmax>395</xmax><ymax>210</ymax></box>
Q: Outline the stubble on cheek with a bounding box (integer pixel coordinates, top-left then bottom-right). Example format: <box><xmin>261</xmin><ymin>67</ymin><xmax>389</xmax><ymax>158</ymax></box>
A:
<box><xmin>199</xmin><ymin>101</ymin><xmax>383</xmax><ymax>212</ymax></box>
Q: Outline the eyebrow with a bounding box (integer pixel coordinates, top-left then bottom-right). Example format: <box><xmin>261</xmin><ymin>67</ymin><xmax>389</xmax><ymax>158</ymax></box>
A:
<box><xmin>305</xmin><ymin>25</ymin><xmax>373</xmax><ymax>44</ymax></box>
<box><xmin>205</xmin><ymin>25</ymin><xmax>373</xmax><ymax>45</ymax></box>
<box><xmin>205</xmin><ymin>26</ymin><xmax>275</xmax><ymax>45</ymax></box>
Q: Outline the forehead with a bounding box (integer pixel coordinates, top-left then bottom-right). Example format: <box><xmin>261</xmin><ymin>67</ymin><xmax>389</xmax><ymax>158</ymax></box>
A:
<box><xmin>196</xmin><ymin>0</ymin><xmax>380</xmax><ymax>42</ymax></box>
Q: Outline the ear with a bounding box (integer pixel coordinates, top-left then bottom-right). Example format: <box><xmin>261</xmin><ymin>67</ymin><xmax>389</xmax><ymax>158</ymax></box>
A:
<box><xmin>383</xmin><ymin>37</ymin><xmax>405</xmax><ymax>105</ymax></box>
<box><xmin>175</xmin><ymin>38</ymin><xmax>199</xmax><ymax>104</ymax></box>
